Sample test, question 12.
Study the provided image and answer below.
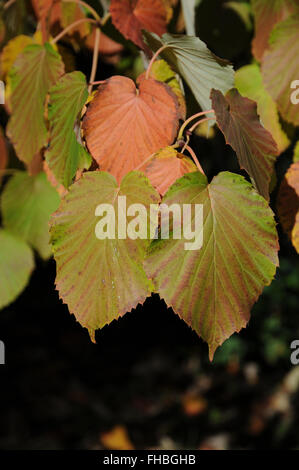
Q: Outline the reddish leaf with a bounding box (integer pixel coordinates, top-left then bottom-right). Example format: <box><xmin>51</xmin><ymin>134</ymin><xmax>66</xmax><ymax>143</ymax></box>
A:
<box><xmin>140</xmin><ymin>146</ymin><xmax>196</xmax><ymax>195</ymax></box>
<box><xmin>277</xmin><ymin>162</ymin><xmax>299</xmax><ymax>253</ymax></box>
<box><xmin>251</xmin><ymin>0</ymin><xmax>295</xmax><ymax>61</ymax></box>
<box><xmin>85</xmin><ymin>30</ymin><xmax>123</xmax><ymax>56</ymax></box>
<box><xmin>31</xmin><ymin>0</ymin><xmax>56</xmax><ymax>42</ymax></box>
<box><xmin>82</xmin><ymin>75</ymin><xmax>179</xmax><ymax>183</ymax></box>
<box><xmin>211</xmin><ymin>88</ymin><xmax>278</xmax><ymax>200</ymax></box>
<box><xmin>277</xmin><ymin>166</ymin><xmax>299</xmax><ymax>239</ymax></box>
<box><xmin>138</xmin><ymin>59</ymin><xmax>186</xmax><ymax>120</ymax></box>
<box><xmin>110</xmin><ymin>0</ymin><xmax>167</xmax><ymax>50</ymax></box>
<box><xmin>0</xmin><ymin>127</ymin><xmax>8</xmax><ymax>178</ymax></box>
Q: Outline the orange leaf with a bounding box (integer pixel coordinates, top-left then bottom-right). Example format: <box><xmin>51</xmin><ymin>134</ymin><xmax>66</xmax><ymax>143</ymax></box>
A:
<box><xmin>100</xmin><ymin>426</ymin><xmax>134</xmax><ymax>450</ymax></box>
<box><xmin>277</xmin><ymin>162</ymin><xmax>299</xmax><ymax>253</ymax></box>
<box><xmin>110</xmin><ymin>0</ymin><xmax>167</xmax><ymax>50</ymax></box>
<box><xmin>82</xmin><ymin>75</ymin><xmax>179</xmax><ymax>183</ymax></box>
<box><xmin>85</xmin><ymin>30</ymin><xmax>123</xmax><ymax>56</ymax></box>
<box><xmin>140</xmin><ymin>147</ymin><xmax>197</xmax><ymax>195</ymax></box>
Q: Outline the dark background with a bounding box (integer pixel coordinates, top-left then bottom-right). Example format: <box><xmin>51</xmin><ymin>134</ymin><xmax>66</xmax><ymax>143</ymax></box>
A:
<box><xmin>0</xmin><ymin>0</ymin><xmax>299</xmax><ymax>450</ymax></box>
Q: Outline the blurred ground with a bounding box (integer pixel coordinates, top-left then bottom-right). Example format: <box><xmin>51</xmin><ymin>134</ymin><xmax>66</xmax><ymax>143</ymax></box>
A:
<box><xmin>0</xmin><ymin>245</ymin><xmax>298</xmax><ymax>450</ymax></box>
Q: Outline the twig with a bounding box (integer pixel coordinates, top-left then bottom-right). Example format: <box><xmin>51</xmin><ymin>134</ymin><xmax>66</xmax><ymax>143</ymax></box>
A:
<box><xmin>51</xmin><ymin>18</ymin><xmax>98</xmax><ymax>44</ymax></box>
<box><xmin>177</xmin><ymin>110</ymin><xmax>215</xmax><ymax>140</ymax></box>
<box><xmin>184</xmin><ymin>145</ymin><xmax>205</xmax><ymax>175</ymax></box>
<box><xmin>145</xmin><ymin>45</ymin><xmax>169</xmax><ymax>80</ymax></box>
<box><xmin>3</xmin><ymin>0</ymin><xmax>16</xmax><ymax>10</ymax></box>
<box><xmin>189</xmin><ymin>116</ymin><xmax>215</xmax><ymax>133</ymax></box>
<box><xmin>88</xmin><ymin>27</ymin><xmax>101</xmax><ymax>94</ymax></box>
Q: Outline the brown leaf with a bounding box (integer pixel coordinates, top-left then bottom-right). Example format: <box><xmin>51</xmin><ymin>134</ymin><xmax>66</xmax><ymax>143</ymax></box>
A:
<box><xmin>110</xmin><ymin>0</ymin><xmax>167</xmax><ymax>51</ymax></box>
<box><xmin>211</xmin><ymin>88</ymin><xmax>278</xmax><ymax>200</ymax></box>
<box><xmin>82</xmin><ymin>75</ymin><xmax>179</xmax><ymax>183</ymax></box>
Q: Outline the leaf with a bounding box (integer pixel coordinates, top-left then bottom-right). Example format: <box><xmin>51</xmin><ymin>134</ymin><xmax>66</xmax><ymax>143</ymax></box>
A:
<box><xmin>251</xmin><ymin>0</ymin><xmax>295</xmax><ymax>61</ymax></box>
<box><xmin>50</xmin><ymin>171</ymin><xmax>160</xmax><ymax>333</ymax></box>
<box><xmin>140</xmin><ymin>146</ymin><xmax>197</xmax><ymax>195</ymax></box>
<box><xmin>143</xmin><ymin>32</ymin><xmax>235</xmax><ymax>114</ymax></box>
<box><xmin>45</xmin><ymin>71</ymin><xmax>92</xmax><ymax>188</ymax></box>
<box><xmin>110</xmin><ymin>0</ymin><xmax>167</xmax><ymax>50</ymax></box>
<box><xmin>0</xmin><ymin>35</ymin><xmax>34</xmax><ymax>79</ymax></box>
<box><xmin>100</xmin><ymin>426</ymin><xmax>134</xmax><ymax>450</ymax></box>
<box><xmin>82</xmin><ymin>75</ymin><xmax>179</xmax><ymax>183</ymax></box>
<box><xmin>0</xmin><ymin>126</ymin><xmax>8</xmax><ymax>178</ymax></box>
<box><xmin>138</xmin><ymin>59</ymin><xmax>186</xmax><ymax>119</ymax></box>
<box><xmin>294</xmin><ymin>142</ymin><xmax>299</xmax><ymax>163</ymax></box>
<box><xmin>145</xmin><ymin>171</ymin><xmax>279</xmax><ymax>360</ymax></box>
<box><xmin>7</xmin><ymin>43</ymin><xmax>64</xmax><ymax>165</ymax></box>
<box><xmin>0</xmin><ymin>229</ymin><xmax>34</xmax><ymax>310</ymax></box>
<box><xmin>261</xmin><ymin>13</ymin><xmax>299</xmax><ymax>126</ymax></box>
<box><xmin>235</xmin><ymin>64</ymin><xmax>290</xmax><ymax>154</ymax></box>
<box><xmin>1</xmin><ymin>171</ymin><xmax>60</xmax><ymax>260</ymax></box>
<box><xmin>181</xmin><ymin>0</ymin><xmax>196</xmax><ymax>35</ymax></box>
<box><xmin>277</xmin><ymin>162</ymin><xmax>299</xmax><ymax>253</ymax></box>
<box><xmin>277</xmin><ymin>169</ymin><xmax>299</xmax><ymax>241</ymax></box>
<box><xmin>31</xmin><ymin>0</ymin><xmax>56</xmax><ymax>42</ymax></box>
<box><xmin>85</xmin><ymin>30</ymin><xmax>123</xmax><ymax>57</ymax></box>
<box><xmin>211</xmin><ymin>88</ymin><xmax>278</xmax><ymax>200</ymax></box>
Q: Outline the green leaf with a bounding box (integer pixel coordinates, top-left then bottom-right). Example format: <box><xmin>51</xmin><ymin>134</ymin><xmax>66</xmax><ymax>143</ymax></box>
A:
<box><xmin>294</xmin><ymin>142</ymin><xmax>299</xmax><ymax>163</ymax></box>
<box><xmin>143</xmin><ymin>32</ymin><xmax>234</xmax><ymax>114</ymax></box>
<box><xmin>181</xmin><ymin>0</ymin><xmax>196</xmax><ymax>35</ymax></box>
<box><xmin>7</xmin><ymin>42</ymin><xmax>65</xmax><ymax>164</ymax></box>
<box><xmin>45</xmin><ymin>71</ymin><xmax>92</xmax><ymax>188</ymax></box>
<box><xmin>145</xmin><ymin>171</ymin><xmax>279</xmax><ymax>360</ymax></box>
<box><xmin>261</xmin><ymin>13</ymin><xmax>299</xmax><ymax>126</ymax></box>
<box><xmin>211</xmin><ymin>88</ymin><xmax>278</xmax><ymax>200</ymax></box>
<box><xmin>50</xmin><ymin>171</ymin><xmax>160</xmax><ymax>335</ymax></box>
<box><xmin>235</xmin><ymin>64</ymin><xmax>290</xmax><ymax>154</ymax></box>
<box><xmin>0</xmin><ymin>229</ymin><xmax>34</xmax><ymax>310</ymax></box>
<box><xmin>1</xmin><ymin>172</ymin><xmax>61</xmax><ymax>260</ymax></box>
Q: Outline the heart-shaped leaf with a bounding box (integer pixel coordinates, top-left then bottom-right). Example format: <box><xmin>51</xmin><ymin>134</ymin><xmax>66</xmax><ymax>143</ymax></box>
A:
<box><xmin>50</xmin><ymin>171</ymin><xmax>160</xmax><ymax>335</ymax></box>
<box><xmin>261</xmin><ymin>13</ymin><xmax>299</xmax><ymax>126</ymax></box>
<box><xmin>82</xmin><ymin>75</ymin><xmax>179</xmax><ymax>183</ymax></box>
<box><xmin>1</xmin><ymin>171</ymin><xmax>60</xmax><ymax>259</ymax></box>
<box><xmin>7</xmin><ymin>43</ymin><xmax>64</xmax><ymax>164</ymax></box>
<box><xmin>211</xmin><ymin>88</ymin><xmax>278</xmax><ymax>200</ymax></box>
<box><xmin>140</xmin><ymin>146</ymin><xmax>197</xmax><ymax>195</ymax></box>
<box><xmin>46</xmin><ymin>71</ymin><xmax>92</xmax><ymax>188</ymax></box>
<box><xmin>0</xmin><ymin>229</ymin><xmax>34</xmax><ymax>310</ymax></box>
<box><xmin>143</xmin><ymin>32</ymin><xmax>235</xmax><ymax>114</ymax></box>
<box><xmin>110</xmin><ymin>0</ymin><xmax>167</xmax><ymax>50</ymax></box>
<box><xmin>145</xmin><ymin>171</ymin><xmax>279</xmax><ymax>359</ymax></box>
